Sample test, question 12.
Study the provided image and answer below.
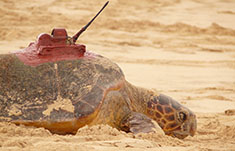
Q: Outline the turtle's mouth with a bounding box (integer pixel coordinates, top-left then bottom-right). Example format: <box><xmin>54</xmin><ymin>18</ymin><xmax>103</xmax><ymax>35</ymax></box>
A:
<box><xmin>165</xmin><ymin>125</ymin><xmax>190</xmax><ymax>139</ymax></box>
<box><xmin>169</xmin><ymin>117</ymin><xmax>196</xmax><ymax>139</ymax></box>
<box><xmin>171</xmin><ymin>133</ymin><xmax>188</xmax><ymax>139</ymax></box>
<box><xmin>166</xmin><ymin>129</ymin><xmax>188</xmax><ymax>139</ymax></box>
<box><xmin>170</xmin><ymin>124</ymin><xmax>195</xmax><ymax>139</ymax></box>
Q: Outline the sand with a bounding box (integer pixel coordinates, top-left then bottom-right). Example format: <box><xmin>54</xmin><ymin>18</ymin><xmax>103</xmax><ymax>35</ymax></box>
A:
<box><xmin>0</xmin><ymin>0</ymin><xmax>235</xmax><ymax>150</ymax></box>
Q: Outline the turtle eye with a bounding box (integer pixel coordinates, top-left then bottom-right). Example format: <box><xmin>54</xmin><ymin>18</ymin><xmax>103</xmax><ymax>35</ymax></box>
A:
<box><xmin>178</xmin><ymin>112</ymin><xmax>187</xmax><ymax>122</ymax></box>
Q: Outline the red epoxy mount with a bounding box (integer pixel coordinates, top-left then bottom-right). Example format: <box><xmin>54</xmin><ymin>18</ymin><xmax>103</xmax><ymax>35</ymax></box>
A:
<box><xmin>15</xmin><ymin>28</ymin><xmax>86</xmax><ymax>66</ymax></box>
<box><xmin>14</xmin><ymin>1</ymin><xmax>109</xmax><ymax>67</ymax></box>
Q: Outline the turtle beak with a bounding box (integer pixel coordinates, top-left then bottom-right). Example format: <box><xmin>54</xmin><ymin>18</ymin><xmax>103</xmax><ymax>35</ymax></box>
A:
<box><xmin>190</xmin><ymin>126</ymin><xmax>195</xmax><ymax>136</ymax></box>
<box><xmin>170</xmin><ymin>114</ymin><xmax>197</xmax><ymax>139</ymax></box>
<box><xmin>189</xmin><ymin>117</ymin><xmax>197</xmax><ymax>137</ymax></box>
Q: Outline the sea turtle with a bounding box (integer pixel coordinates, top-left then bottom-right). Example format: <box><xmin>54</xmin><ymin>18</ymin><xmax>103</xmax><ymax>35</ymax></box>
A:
<box><xmin>0</xmin><ymin>2</ymin><xmax>196</xmax><ymax>139</ymax></box>
<box><xmin>0</xmin><ymin>50</ymin><xmax>196</xmax><ymax>139</ymax></box>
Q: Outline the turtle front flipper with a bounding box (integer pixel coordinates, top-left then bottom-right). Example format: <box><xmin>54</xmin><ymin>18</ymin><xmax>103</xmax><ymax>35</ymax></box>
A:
<box><xmin>120</xmin><ymin>112</ymin><xmax>156</xmax><ymax>134</ymax></box>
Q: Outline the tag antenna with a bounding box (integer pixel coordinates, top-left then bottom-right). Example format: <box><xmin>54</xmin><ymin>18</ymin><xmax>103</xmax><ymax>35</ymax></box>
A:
<box><xmin>72</xmin><ymin>1</ymin><xmax>109</xmax><ymax>43</ymax></box>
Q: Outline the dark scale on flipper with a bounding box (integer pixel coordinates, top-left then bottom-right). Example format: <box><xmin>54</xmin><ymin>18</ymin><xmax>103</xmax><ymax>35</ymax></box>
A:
<box><xmin>164</xmin><ymin>106</ymin><xmax>173</xmax><ymax>114</ymax></box>
<box><xmin>161</xmin><ymin>119</ymin><xmax>167</xmax><ymax>124</ymax></box>
<box><xmin>147</xmin><ymin>101</ymin><xmax>154</xmax><ymax>109</ymax></box>
<box><xmin>155</xmin><ymin>112</ymin><xmax>162</xmax><ymax>118</ymax></box>
<box><xmin>166</xmin><ymin>123</ymin><xmax>178</xmax><ymax>130</ymax></box>
<box><xmin>165</xmin><ymin>114</ymin><xmax>175</xmax><ymax>121</ymax></box>
<box><xmin>156</xmin><ymin>105</ymin><xmax>164</xmax><ymax>114</ymax></box>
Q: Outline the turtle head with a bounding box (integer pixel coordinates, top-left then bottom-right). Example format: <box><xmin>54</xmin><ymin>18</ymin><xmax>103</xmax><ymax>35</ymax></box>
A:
<box><xmin>165</xmin><ymin>107</ymin><xmax>197</xmax><ymax>139</ymax></box>
<box><xmin>146</xmin><ymin>94</ymin><xmax>197</xmax><ymax>139</ymax></box>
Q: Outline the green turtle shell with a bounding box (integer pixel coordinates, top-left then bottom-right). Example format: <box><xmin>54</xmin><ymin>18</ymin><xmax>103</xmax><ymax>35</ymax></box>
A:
<box><xmin>0</xmin><ymin>52</ymin><xmax>124</xmax><ymax>133</ymax></box>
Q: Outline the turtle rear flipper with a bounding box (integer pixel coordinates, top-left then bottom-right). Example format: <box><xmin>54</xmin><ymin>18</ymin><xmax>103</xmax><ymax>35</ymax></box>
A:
<box><xmin>120</xmin><ymin>112</ymin><xmax>156</xmax><ymax>134</ymax></box>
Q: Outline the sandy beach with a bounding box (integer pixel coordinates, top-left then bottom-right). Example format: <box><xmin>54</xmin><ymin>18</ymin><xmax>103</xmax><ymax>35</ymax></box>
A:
<box><xmin>0</xmin><ymin>0</ymin><xmax>235</xmax><ymax>150</ymax></box>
